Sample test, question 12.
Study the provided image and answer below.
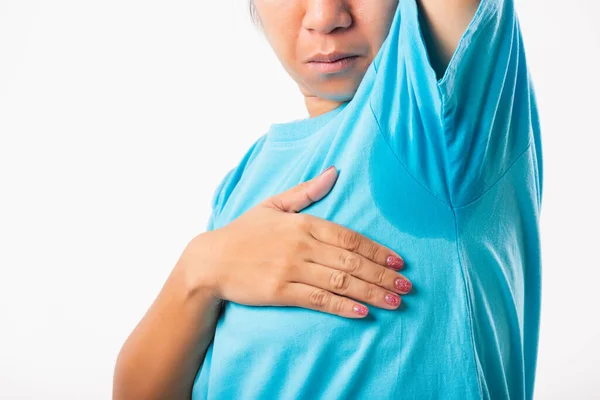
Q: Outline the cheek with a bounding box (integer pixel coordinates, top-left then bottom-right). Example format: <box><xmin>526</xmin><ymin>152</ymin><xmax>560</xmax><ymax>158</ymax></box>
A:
<box><xmin>261</xmin><ymin>24</ymin><xmax>302</xmax><ymax>72</ymax></box>
<box><xmin>256</xmin><ymin>1</ymin><xmax>312</xmax><ymax>69</ymax></box>
<box><xmin>362</xmin><ymin>1</ymin><xmax>397</xmax><ymax>49</ymax></box>
<box><xmin>366</xmin><ymin>24</ymin><xmax>395</xmax><ymax>58</ymax></box>
<box><xmin>265</xmin><ymin>31</ymin><xmax>300</xmax><ymax>74</ymax></box>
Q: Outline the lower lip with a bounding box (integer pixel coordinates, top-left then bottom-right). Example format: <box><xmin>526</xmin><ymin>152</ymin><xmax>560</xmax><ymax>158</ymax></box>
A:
<box><xmin>307</xmin><ymin>56</ymin><xmax>359</xmax><ymax>73</ymax></box>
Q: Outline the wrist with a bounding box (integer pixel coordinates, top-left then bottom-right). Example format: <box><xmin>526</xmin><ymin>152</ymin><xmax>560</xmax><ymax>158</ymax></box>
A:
<box><xmin>176</xmin><ymin>231</ymin><xmax>223</xmax><ymax>307</ymax></box>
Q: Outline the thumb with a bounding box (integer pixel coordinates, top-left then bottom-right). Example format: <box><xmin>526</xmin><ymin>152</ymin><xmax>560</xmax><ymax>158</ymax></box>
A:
<box><xmin>266</xmin><ymin>166</ymin><xmax>338</xmax><ymax>213</ymax></box>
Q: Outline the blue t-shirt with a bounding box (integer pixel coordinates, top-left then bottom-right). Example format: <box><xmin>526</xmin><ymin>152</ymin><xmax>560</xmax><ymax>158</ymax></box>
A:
<box><xmin>193</xmin><ymin>0</ymin><xmax>543</xmax><ymax>399</ymax></box>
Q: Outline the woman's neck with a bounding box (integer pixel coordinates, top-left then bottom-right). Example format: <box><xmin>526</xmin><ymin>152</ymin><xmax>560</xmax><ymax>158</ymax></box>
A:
<box><xmin>304</xmin><ymin>95</ymin><xmax>345</xmax><ymax>118</ymax></box>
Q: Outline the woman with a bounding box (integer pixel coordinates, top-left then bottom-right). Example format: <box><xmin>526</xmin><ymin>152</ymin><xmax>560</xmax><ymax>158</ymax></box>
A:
<box><xmin>113</xmin><ymin>0</ymin><xmax>543</xmax><ymax>399</ymax></box>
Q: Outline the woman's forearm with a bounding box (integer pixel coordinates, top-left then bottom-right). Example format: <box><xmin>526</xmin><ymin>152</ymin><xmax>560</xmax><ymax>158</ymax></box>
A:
<box><xmin>113</xmin><ymin>235</ymin><xmax>222</xmax><ymax>400</ymax></box>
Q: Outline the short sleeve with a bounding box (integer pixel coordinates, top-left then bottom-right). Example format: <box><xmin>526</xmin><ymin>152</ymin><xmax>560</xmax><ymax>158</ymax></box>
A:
<box><xmin>369</xmin><ymin>0</ymin><xmax>535</xmax><ymax>207</ymax></box>
<box><xmin>203</xmin><ymin>134</ymin><xmax>268</xmax><ymax>231</ymax></box>
<box><xmin>204</xmin><ymin>167</ymin><xmax>236</xmax><ymax>231</ymax></box>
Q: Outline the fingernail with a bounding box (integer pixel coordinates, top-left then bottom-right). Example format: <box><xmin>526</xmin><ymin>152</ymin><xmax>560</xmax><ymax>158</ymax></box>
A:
<box><xmin>384</xmin><ymin>293</ymin><xmax>401</xmax><ymax>307</ymax></box>
<box><xmin>353</xmin><ymin>304</ymin><xmax>368</xmax><ymax>316</ymax></box>
<box><xmin>321</xmin><ymin>165</ymin><xmax>335</xmax><ymax>175</ymax></box>
<box><xmin>386</xmin><ymin>255</ymin><xmax>404</xmax><ymax>270</ymax></box>
<box><xmin>395</xmin><ymin>278</ymin><xmax>412</xmax><ymax>293</ymax></box>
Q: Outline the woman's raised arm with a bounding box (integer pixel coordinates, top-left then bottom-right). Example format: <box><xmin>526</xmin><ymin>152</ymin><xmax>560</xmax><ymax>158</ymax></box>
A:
<box><xmin>416</xmin><ymin>0</ymin><xmax>481</xmax><ymax>78</ymax></box>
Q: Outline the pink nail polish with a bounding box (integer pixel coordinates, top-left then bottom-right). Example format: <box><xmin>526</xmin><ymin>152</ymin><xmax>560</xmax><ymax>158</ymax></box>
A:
<box><xmin>321</xmin><ymin>165</ymin><xmax>335</xmax><ymax>175</ymax></box>
<box><xmin>386</xmin><ymin>255</ymin><xmax>404</xmax><ymax>270</ymax></box>
<box><xmin>384</xmin><ymin>293</ymin><xmax>401</xmax><ymax>307</ymax></box>
<box><xmin>395</xmin><ymin>278</ymin><xmax>412</xmax><ymax>293</ymax></box>
<box><xmin>353</xmin><ymin>304</ymin><xmax>368</xmax><ymax>316</ymax></box>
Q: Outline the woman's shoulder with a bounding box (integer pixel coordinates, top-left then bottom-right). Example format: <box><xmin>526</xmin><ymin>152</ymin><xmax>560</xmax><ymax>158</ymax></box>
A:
<box><xmin>208</xmin><ymin>133</ymin><xmax>268</xmax><ymax>221</ymax></box>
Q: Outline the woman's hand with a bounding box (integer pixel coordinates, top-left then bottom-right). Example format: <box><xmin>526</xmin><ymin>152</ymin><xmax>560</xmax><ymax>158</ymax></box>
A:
<box><xmin>184</xmin><ymin>166</ymin><xmax>412</xmax><ymax>318</ymax></box>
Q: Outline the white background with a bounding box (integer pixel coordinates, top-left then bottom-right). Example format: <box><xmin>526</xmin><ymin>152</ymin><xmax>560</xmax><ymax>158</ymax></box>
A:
<box><xmin>1</xmin><ymin>0</ymin><xmax>599</xmax><ymax>398</ymax></box>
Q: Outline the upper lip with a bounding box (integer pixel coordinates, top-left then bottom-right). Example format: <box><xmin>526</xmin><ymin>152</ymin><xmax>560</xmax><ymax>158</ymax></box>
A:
<box><xmin>306</xmin><ymin>51</ymin><xmax>358</xmax><ymax>63</ymax></box>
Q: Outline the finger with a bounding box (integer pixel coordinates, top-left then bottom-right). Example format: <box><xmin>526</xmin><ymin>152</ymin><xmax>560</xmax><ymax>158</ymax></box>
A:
<box><xmin>309</xmin><ymin>218</ymin><xmax>405</xmax><ymax>270</ymax></box>
<box><xmin>307</xmin><ymin>242</ymin><xmax>413</xmax><ymax>294</ymax></box>
<box><xmin>279</xmin><ymin>281</ymin><xmax>370</xmax><ymax>319</ymax></box>
<box><xmin>264</xmin><ymin>166</ymin><xmax>339</xmax><ymax>213</ymax></box>
<box><xmin>291</xmin><ymin>261</ymin><xmax>402</xmax><ymax>310</ymax></box>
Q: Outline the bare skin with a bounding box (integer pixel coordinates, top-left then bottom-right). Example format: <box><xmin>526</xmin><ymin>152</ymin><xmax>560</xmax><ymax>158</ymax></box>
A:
<box><xmin>113</xmin><ymin>1</ymin><xmax>480</xmax><ymax>399</ymax></box>
<box><xmin>251</xmin><ymin>0</ymin><xmax>480</xmax><ymax>117</ymax></box>
<box><xmin>113</xmin><ymin>167</ymin><xmax>410</xmax><ymax>399</ymax></box>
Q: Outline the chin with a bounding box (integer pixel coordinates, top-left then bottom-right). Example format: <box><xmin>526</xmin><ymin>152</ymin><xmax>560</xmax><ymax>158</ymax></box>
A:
<box><xmin>310</xmin><ymin>74</ymin><xmax>365</xmax><ymax>102</ymax></box>
<box><xmin>316</xmin><ymin>83</ymin><xmax>361</xmax><ymax>102</ymax></box>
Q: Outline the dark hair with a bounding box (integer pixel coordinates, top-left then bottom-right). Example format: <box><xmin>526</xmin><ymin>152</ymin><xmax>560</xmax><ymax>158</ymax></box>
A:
<box><xmin>248</xmin><ymin>1</ymin><xmax>257</xmax><ymax>23</ymax></box>
<box><xmin>249</xmin><ymin>0</ymin><xmax>261</xmax><ymax>28</ymax></box>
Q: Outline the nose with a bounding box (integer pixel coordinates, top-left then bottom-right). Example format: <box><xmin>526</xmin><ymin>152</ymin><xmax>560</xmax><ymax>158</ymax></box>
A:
<box><xmin>302</xmin><ymin>0</ymin><xmax>352</xmax><ymax>34</ymax></box>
